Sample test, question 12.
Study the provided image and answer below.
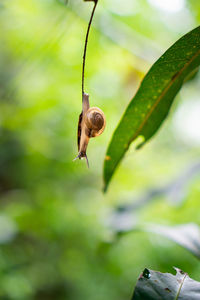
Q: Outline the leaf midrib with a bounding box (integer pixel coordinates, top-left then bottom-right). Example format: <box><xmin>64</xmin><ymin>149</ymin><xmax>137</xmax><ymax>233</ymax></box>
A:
<box><xmin>130</xmin><ymin>48</ymin><xmax>200</xmax><ymax>144</ymax></box>
<box><xmin>175</xmin><ymin>273</ymin><xmax>187</xmax><ymax>300</ymax></box>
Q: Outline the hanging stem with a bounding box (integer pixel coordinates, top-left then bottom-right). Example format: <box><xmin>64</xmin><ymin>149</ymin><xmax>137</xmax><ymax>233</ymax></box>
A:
<box><xmin>82</xmin><ymin>0</ymin><xmax>98</xmax><ymax>96</ymax></box>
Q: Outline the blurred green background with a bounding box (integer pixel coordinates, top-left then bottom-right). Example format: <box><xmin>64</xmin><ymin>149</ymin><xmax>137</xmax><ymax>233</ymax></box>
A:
<box><xmin>0</xmin><ymin>0</ymin><xmax>200</xmax><ymax>299</ymax></box>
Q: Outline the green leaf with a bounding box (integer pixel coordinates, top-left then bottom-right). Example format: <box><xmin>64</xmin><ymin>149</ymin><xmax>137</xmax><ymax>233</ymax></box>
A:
<box><xmin>132</xmin><ymin>267</ymin><xmax>200</xmax><ymax>300</ymax></box>
<box><xmin>104</xmin><ymin>26</ymin><xmax>200</xmax><ymax>191</ymax></box>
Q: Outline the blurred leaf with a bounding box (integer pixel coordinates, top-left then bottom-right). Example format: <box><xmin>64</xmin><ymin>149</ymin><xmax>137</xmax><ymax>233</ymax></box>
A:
<box><xmin>132</xmin><ymin>267</ymin><xmax>200</xmax><ymax>300</ymax></box>
<box><xmin>110</xmin><ymin>161</ymin><xmax>200</xmax><ymax>214</ymax></box>
<box><xmin>110</xmin><ymin>219</ymin><xmax>200</xmax><ymax>259</ymax></box>
<box><xmin>144</xmin><ymin>223</ymin><xmax>200</xmax><ymax>259</ymax></box>
<box><xmin>104</xmin><ymin>26</ymin><xmax>200</xmax><ymax>191</ymax></box>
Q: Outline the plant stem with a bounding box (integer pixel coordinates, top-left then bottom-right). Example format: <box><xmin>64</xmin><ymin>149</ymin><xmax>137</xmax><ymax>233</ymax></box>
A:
<box><xmin>82</xmin><ymin>0</ymin><xmax>98</xmax><ymax>97</ymax></box>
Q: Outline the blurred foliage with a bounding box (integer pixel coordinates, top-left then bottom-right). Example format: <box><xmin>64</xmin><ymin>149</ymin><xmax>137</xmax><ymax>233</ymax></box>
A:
<box><xmin>0</xmin><ymin>0</ymin><xmax>200</xmax><ymax>299</ymax></box>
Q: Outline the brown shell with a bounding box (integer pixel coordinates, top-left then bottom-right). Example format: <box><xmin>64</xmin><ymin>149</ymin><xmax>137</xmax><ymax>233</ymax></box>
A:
<box><xmin>77</xmin><ymin>112</ymin><xmax>83</xmax><ymax>151</ymax></box>
<box><xmin>84</xmin><ymin>107</ymin><xmax>106</xmax><ymax>137</ymax></box>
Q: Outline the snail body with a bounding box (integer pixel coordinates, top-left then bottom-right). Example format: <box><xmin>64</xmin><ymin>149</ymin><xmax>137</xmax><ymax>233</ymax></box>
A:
<box><xmin>74</xmin><ymin>93</ymin><xmax>106</xmax><ymax>167</ymax></box>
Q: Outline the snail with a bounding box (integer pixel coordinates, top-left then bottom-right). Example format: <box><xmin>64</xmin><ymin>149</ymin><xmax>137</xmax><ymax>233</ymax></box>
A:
<box><xmin>74</xmin><ymin>0</ymin><xmax>105</xmax><ymax>167</ymax></box>
<box><xmin>74</xmin><ymin>93</ymin><xmax>106</xmax><ymax>167</ymax></box>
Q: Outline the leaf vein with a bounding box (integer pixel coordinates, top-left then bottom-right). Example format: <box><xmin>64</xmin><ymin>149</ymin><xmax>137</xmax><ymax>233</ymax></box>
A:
<box><xmin>130</xmin><ymin>48</ymin><xmax>200</xmax><ymax>144</ymax></box>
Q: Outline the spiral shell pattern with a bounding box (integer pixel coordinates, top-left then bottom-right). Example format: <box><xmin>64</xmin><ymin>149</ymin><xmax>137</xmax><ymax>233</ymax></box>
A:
<box><xmin>85</xmin><ymin>107</ymin><xmax>106</xmax><ymax>137</ymax></box>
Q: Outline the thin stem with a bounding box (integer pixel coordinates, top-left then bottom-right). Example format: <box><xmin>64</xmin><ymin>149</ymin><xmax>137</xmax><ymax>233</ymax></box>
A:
<box><xmin>82</xmin><ymin>0</ymin><xmax>98</xmax><ymax>97</ymax></box>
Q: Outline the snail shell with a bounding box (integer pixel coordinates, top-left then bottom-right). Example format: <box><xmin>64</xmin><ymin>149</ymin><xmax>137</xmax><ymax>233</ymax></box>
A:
<box><xmin>84</xmin><ymin>107</ymin><xmax>106</xmax><ymax>137</ymax></box>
